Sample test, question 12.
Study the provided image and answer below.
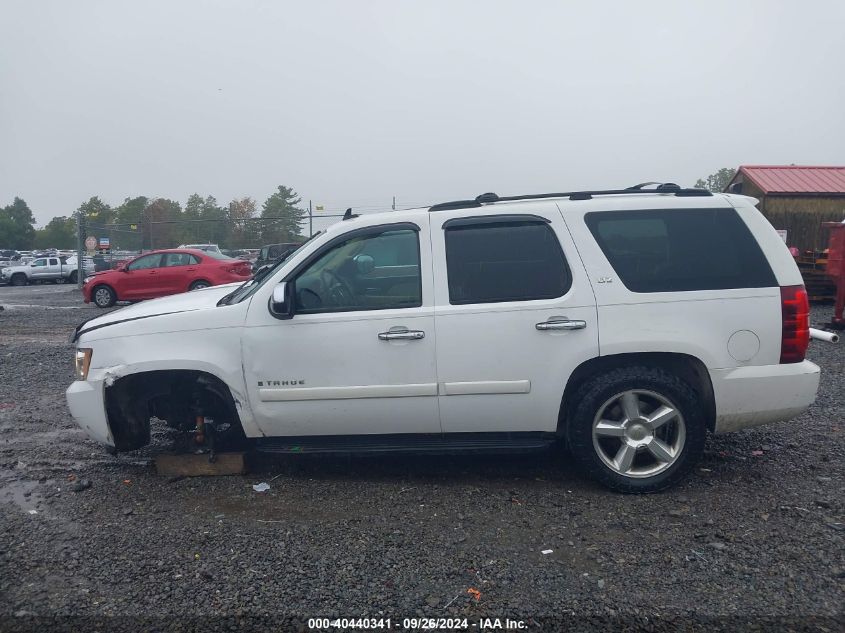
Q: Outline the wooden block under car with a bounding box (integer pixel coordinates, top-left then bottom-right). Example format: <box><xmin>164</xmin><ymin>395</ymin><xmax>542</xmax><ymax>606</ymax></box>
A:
<box><xmin>155</xmin><ymin>452</ymin><xmax>248</xmax><ymax>477</ymax></box>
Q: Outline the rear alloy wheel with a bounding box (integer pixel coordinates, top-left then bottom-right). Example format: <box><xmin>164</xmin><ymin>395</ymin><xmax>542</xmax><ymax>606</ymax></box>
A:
<box><xmin>93</xmin><ymin>285</ymin><xmax>117</xmax><ymax>308</ymax></box>
<box><xmin>567</xmin><ymin>366</ymin><xmax>706</xmax><ymax>493</ymax></box>
<box><xmin>189</xmin><ymin>280</ymin><xmax>211</xmax><ymax>291</ymax></box>
<box><xmin>592</xmin><ymin>390</ymin><xmax>686</xmax><ymax>478</ymax></box>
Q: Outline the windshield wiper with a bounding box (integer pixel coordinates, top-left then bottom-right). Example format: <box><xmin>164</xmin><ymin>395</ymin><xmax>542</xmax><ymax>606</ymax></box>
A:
<box><xmin>217</xmin><ymin>262</ymin><xmax>279</xmax><ymax>306</ymax></box>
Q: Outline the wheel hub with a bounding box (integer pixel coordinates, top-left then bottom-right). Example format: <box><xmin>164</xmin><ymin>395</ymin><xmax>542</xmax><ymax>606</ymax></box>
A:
<box><xmin>624</xmin><ymin>421</ymin><xmax>650</xmax><ymax>443</ymax></box>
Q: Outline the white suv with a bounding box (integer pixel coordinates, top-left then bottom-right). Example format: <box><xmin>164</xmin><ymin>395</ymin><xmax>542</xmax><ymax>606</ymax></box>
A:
<box><xmin>66</xmin><ymin>184</ymin><xmax>820</xmax><ymax>492</ymax></box>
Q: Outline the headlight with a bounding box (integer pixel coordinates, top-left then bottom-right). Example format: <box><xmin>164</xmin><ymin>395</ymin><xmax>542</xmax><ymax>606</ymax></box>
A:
<box><xmin>84</xmin><ymin>276</ymin><xmax>94</xmax><ymax>284</ymax></box>
<box><xmin>74</xmin><ymin>348</ymin><xmax>93</xmax><ymax>381</ymax></box>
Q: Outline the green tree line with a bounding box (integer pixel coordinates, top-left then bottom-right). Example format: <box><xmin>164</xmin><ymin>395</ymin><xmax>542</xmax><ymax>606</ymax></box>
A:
<box><xmin>0</xmin><ymin>185</ymin><xmax>307</xmax><ymax>251</ymax></box>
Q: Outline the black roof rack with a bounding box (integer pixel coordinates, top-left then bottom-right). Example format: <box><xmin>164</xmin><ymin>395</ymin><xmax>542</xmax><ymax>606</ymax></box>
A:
<box><xmin>428</xmin><ymin>183</ymin><xmax>712</xmax><ymax>211</ymax></box>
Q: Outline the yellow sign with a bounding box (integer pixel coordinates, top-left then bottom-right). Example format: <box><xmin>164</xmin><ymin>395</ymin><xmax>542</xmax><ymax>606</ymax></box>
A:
<box><xmin>315</xmin><ymin>205</ymin><xmax>324</xmax><ymax>211</ymax></box>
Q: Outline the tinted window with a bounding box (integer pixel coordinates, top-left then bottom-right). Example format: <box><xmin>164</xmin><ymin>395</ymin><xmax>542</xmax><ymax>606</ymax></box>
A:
<box><xmin>294</xmin><ymin>228</ymin><xmax>421</xmax><ymax>313</ymax></box>
<box><xmin>33</xmin><ymin>259</ymin><xmax>47</xmax><ymax>267</ymax></box>
<box><xmin>585</xmin><ymin>208</ymin><xmax>777</xmax><ymax>292</ymax></box>
<box><xmin>49</xmin><ymin>258</ymin><xmax>58</xmax><ymax>265</ymax></box>
<box><xmin>445</xmin><ymin>220</ymin><xmax>570</xmax><ymax>304</ymax></box>
<box><xmin>127</xmin><ymin>254</ymin><xmax>163</xmax><ymax>271</ymax></box>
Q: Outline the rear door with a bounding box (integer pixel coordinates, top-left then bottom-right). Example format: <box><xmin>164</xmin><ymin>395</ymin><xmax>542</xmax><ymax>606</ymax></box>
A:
<box><xmin>159</xmin><ymin>252</ymin><xmax>198</xmax><ymax>294</ymax></box>
<box><xmin>430</xmin><ymin>205</ymin><xmax>599</xmax><ymax>433</ymax></box>
<box><xmin>47</xmin><ymin>258</ymin><xmax>62</xmax><ymax>280</ymax></box>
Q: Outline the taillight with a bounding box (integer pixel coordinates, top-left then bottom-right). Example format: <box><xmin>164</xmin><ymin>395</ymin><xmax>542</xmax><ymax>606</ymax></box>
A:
<box><xmin>224</xmin><ymin>262</ymin><xmax>250</xmax><ymax>275</ymax></box>
<box><xmin>780</xmin><ymin>285</ymin><xmax>809</xmax><ymax>363</ymax></box>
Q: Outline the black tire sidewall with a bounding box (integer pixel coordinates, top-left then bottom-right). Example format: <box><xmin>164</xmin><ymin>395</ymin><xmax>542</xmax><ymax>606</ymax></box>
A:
<box><xmin>567</xmin><ymin>366</ymin><xmax>706</xmax><ymax>493</ymax></box>
<box><xmin>189</xmin><ymin>281</ymin><xmax>210</xmax><ymax>291</ymax></box>
<box><xmin>11</xmin><ymin>274</ymin><xmax>26</xmax><ymax>286</ymax></box>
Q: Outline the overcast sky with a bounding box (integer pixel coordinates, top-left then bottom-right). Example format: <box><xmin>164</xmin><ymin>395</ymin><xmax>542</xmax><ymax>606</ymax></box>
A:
<box><xmin>2</xmin><ymin>0</ymin><xmax>844</xmax><ymax>230</ymax></box>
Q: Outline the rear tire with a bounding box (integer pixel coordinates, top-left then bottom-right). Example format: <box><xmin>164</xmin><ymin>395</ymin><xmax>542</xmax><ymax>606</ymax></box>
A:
<box><xmin>566</xmin><ymin>366</ymin><xmax>706</xmax><ymax>493</ymax></box>
<box><xmin>11</xmin><ymin>274</ymin><xmax>27</xmax><ymax>286</ymax></box>
<box><xmin>93</xmin><ymin>284</ymin><xmax>117</xmax><ymax>308</ymax></box>
<box><xmin>189</xmin><ymin>280</ymin><xmax>211</xmax><ymax>291</ymax></box>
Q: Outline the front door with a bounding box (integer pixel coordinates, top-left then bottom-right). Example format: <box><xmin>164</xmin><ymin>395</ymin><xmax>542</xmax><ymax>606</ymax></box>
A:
<box><xmin>30</xmin><ymin>258</ymin><xmax>48</xmax><ymax>280</ymax></box>
<box><xmin>242</xmin><ymin>219</ymin><xmax>441</xmax><ymax>437</ymax></box>
<box><xmin>121</xmin><ymin>253</ymin><xmax>164</xmax><ymax>299</ymax></box>
<box><xmin>429</xmin><ymin>206</ymin><xmax>599</xmax><ymax>433</ymax></box>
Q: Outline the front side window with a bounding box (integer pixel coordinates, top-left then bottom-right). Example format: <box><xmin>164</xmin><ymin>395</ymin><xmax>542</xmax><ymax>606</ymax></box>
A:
<box><xmin>294</xmin><ymin>227</ymin><xmax>421</xmax><ymax>313</ymax></box>
<box><xmin>585</xmin><ymin>208</ymin><xmax>777</xmax><ymax>292</ymax></box>
<box><xmin>445</xmin><ymin>219</ymin><xmax>570</xmax><ymax>304</ymax></box>
<box><xmin>128</xmin><ymin>254</ymin><xmax>163</xmax><ymax>271</ymax></box>
<box><xmin>33</xmin><ymin>259</ymin><xmax>47</xmax><ymax>267</ymax></box>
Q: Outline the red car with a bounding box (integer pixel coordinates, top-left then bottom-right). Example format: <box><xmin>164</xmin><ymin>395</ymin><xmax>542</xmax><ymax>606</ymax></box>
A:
<box><xmin>82</xmin><ymin>249</ymin><xmax>252</xmax><ymax>308</ymax></box>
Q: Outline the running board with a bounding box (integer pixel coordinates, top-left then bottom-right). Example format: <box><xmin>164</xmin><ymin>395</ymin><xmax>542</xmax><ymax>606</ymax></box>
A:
<box><xmin>255</xmin><ymin>433</ymin><xmax>557</xmax><ymax>455</ymax></box>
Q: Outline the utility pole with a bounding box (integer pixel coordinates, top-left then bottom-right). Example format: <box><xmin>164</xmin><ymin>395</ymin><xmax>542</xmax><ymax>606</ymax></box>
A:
<box><xmin>75</xmin><ymin>211</ymin><xmax>84</xmax><ymax>289</ymax></box>
<box><xmin>309</xmin><ymin>200</ymin><xmax>313</xmax><ymax>237</ymax></box>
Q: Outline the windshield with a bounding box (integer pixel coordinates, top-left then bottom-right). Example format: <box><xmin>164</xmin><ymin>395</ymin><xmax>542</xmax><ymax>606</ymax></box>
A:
<box><xmin>218</xmin><ymin>231</ymin><xmax>324</xmax><ymax>306</ymax></box>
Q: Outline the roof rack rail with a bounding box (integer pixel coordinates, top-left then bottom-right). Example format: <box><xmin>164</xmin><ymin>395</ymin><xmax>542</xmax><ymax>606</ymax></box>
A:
<box><xmin>428</xmin><ymin>184</ymin><xmax>712</xmax><ymax>211</ymax></box>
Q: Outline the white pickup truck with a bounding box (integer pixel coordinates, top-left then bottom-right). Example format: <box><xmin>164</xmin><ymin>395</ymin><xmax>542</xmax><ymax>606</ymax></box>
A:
<box><xmin>1</xmin><ymin>255</ymin><xmax>94</xmax><ymax>286</ymax></box>
<box><xmin>66</xmin><ymin>184</ymin><xmax>822</xmax><ymax>492</ymax></box>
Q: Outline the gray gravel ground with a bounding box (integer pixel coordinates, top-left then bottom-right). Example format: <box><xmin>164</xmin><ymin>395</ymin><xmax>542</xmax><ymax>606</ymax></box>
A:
<box><xmin>0</xmin><ymin>284</ymin><xmax>842</xmax><ymax>632</ymax></box>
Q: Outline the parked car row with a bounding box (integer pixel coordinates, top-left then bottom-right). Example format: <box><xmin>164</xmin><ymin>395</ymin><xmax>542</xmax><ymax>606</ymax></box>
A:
<box><xmin>82</xmin><ymin>248</ymin><xmax>252</xmax><ymax>307</ymax></box>
<box><xmin>2</xmin><ymin>242</ymin><xmax>295</xmax><ymax>302</ymax></box>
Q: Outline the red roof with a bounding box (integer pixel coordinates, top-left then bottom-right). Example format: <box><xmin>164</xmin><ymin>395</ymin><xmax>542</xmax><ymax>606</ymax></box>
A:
<box><xmin>729</xmin><ymin>165</ymin><xmax>845</xmax><ymax>195</ymax></box>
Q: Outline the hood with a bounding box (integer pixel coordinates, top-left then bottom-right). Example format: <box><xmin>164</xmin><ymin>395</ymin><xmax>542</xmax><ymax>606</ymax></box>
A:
<box><xmin>71</xmin><ymin>282</ymin><xmax>242</xmax><ymax>342</ymax></box>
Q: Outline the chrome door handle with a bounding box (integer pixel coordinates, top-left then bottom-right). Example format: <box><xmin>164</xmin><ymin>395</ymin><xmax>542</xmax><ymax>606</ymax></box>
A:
<box><xmin>536</xmin><ymin>318</ymin><xmax>587</xmax><ymax>331</ymax></box>
<box><xmin>378</xmin><ymin>329</ymin><xmax>425</xmax><ymax>341</ymax></box>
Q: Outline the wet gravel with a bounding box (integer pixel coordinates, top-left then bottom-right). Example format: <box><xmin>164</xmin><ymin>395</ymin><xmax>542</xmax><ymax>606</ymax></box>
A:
<box><xmin>0</xmin><ymin>285</ymin><xmax>842</xmax><ymax>631</ymax></box>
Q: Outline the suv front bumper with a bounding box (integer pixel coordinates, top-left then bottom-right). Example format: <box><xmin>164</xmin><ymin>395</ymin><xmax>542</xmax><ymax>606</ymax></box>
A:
<box><xmin>66</xmin><ymin>379</ymin><xmax>114</xmax><ymax>447</ymax></box>
<box><xmin>710</xmin><ymin>360</ymin><xmax>820</xmax><ymax>433</ymax></box>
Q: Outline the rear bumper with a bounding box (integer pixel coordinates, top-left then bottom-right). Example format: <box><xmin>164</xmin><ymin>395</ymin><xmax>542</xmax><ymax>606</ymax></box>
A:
<box><xmin>710</xmin><ymin>360</ymin><xmax>820</xmax><ymax>434</ymax></box>
<box><xmin>66</xmin><ymin>379</ymin><xmax>114</xmax><ymax>446</ymax></box>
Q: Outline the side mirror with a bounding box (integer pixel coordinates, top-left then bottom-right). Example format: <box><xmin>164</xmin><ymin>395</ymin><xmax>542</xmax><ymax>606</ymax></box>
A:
<box><xmin>269</xmin><ymin>281</ymin><xmax>293</xmax><ymax>319</ymax></box>
<box><xmin>354</xmin><ymin>254</ymin><xmax>375</xmax><ymax>275</ymax></box>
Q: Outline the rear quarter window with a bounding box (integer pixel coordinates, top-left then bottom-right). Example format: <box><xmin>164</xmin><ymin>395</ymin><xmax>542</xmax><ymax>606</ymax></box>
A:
<box><xmin>585</xmin><ymin>208</ymin><xmax>777</xmax><ymax>292</ymax></box>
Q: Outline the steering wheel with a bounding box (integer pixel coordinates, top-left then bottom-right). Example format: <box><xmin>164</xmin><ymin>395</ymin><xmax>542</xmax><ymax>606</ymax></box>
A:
<box><xmin>320</xmin><ymin>269</ymin><xmax>355</xmax><ymax>307</ymax></box>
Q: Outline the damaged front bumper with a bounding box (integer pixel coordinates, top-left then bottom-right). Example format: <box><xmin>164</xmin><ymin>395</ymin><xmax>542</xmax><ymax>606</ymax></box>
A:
<box><xmin>66</xmin><ymin>377</ymin><xmax>114</xmax><ymax>447</ymax></box>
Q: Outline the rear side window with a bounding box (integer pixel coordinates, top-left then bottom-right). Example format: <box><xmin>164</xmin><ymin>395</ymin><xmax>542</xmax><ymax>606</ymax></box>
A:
<box><xmin>445</xmin><ymin>219</ymin><xmax>570</xmax><ymax>304</ymax></box>
<box><xmin>163</xmin><ymin>253</ymin><xmax>199</xmax><ymax>267</ymax></box>
<box><xmin>585</xmin><ymin>208</ymin><xmax>776</xmax><ymax>292</ymax></box>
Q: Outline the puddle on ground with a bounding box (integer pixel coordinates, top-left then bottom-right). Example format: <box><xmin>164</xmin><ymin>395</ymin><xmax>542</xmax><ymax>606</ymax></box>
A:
<box><xmin>0</xmin><ymin>476</ymin><xmax>46</xmax><ymax>514</ymax></box>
